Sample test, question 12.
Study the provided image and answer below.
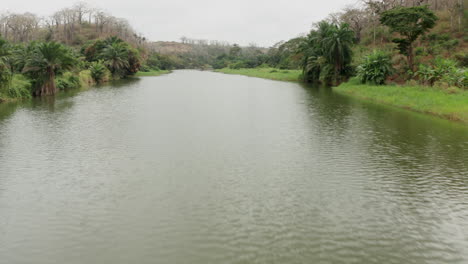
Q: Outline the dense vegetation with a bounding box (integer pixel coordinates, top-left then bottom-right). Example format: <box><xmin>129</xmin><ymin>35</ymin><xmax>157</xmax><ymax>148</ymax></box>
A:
<box><xmin>0</xmin><ymin>35</ymin><xmax>142</xmax><ymax>101</ymax></box>
<box><xmin>144</xmin><ymin>1</ymin><xmax>466</xmax><ymax>91</ymax></box>
<box><xmin>0</xmin><ymin>3</ymin><xmax>144</xmax><ymax>101</ymax></box>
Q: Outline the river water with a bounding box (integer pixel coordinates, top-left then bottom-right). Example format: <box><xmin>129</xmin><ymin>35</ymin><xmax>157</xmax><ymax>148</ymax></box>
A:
<box><xmin>1</xmin><ymin>70</ymin><xmax>467</xmax><ymax>264</ymax></box>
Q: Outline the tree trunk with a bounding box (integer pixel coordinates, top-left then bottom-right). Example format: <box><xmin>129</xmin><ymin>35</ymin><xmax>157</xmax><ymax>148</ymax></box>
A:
<box><xmin>36</xmin><ymin>69</ymin><xmax>56</xmax><ymax>96</ymax></box>
<box><xmin>407</xmin><ymin>44</ymin><xmax>414</xmax><ymax>73</ymax></box>
<box><xmin>334</xmin><ymin>62</ymin><xmax>340</xmax><ymax>86</ymax></box>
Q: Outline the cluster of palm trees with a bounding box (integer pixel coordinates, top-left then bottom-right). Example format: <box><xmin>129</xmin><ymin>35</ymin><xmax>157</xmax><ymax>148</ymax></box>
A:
<box><xmin>0</xmin><ymin>36</ymin><xmax>141</xmax><ymax>97</ymax></box>
<box><xmin>298</xmin><ymin>21</ymin><xmax>355</xmax><ymax>85</ymax></box>
<box><xmin>83</xmin><ymin>36</ymin><xmax>141</xmax><ymax>78</ymax></box>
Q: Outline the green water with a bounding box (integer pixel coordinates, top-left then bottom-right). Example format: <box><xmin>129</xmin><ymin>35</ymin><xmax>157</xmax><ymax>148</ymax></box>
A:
<box><xmin>0</xmin><ymin>70</ymin><xmax>467</xmax><ymax>264</ymax></box>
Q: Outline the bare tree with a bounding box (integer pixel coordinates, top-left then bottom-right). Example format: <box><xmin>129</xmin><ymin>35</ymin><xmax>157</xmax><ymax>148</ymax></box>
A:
<box><xmin>340</xmin><ymin>6</ymin><xmax>369</xmax><ymax>43</ymax></box>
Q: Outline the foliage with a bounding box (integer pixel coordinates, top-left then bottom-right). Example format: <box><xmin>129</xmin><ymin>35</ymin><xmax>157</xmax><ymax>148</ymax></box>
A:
<box><xmin>335</xmin><ymin>80</ymin><xmax>468</xmax><ymax>123</ymax></box>
<box><xmin>416</xmin><ymin>58</ymin><xmax>466</xmax><ymax>89</ymax></box>
<box><xmin>357</xmin><ymin>50</ymin><xmax>393</xmax><ymax>85</ymax></box>
<box><xmin>99</xmin><ymin>42</ymin><xmax>129</xmax><ymax>77</ymax></box>
<box><xmin>144</xmin><ymin>52</ymin><xmax>182</xmax><ymax>70</ymax></box>
<box><xmin>83</xmin><ymin>37</ymin><xmax>141</xmax><ymax>78</ymax></box>
<box><xmin>22</xmin><ymin>42</ymin><xmax>77</xmax><ymax>96</ymax></box>
<box><xmin>0</xmin><ymin>38</ymin><xmax>13</xmax><ymax>89</ymax></box>
<box><xmin>56</xmin><ymin>72</ymin><xmax>81</xmax><ymax>90</ymax></box>
<box><xmin>78</xmin><ymin>70</ymin><xmax>95</xmax><ymax>87</ymax></box>
<box><xmin>89</xmin><ymin>61</ymin><xmax>107</xmax><ymax>83</ymax></box>
<box><xmin>299</xmin><ymin>21</ymin><xmax>354</xmax><ymax>85</ymax></box>
<box><xmin>0</xmin><ymin>74</ymin><xmax>31</xmax><ymax>100</ymax></box>
<box><xmin>380</xmin><ymin>6</ymin><xmax>438</xmax><ymax>71</ymax></box>
<box><xmin>267</xmin><ymin>38</ymin><xmax>303</xmax><ymax>69</ymax></box>
<box><xmin>454</xmin><ymin>53</ymin><xmax>468</xmax><ymax>67</ymax></box>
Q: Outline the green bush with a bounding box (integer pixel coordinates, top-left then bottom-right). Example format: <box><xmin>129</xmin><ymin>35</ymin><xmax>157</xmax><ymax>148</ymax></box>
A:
<box><xmin>0</xmin><ymin>74</ymin><xmax>32</xmax><ymax>100</ymax></box>
<box><xmin>139</xmin><ymin>64</ymin><xmax>152</xmax><ymax>72</ymax></box>
<box><xmin>89</xmin><ymin>61</ymin><xmax>107</xmax><ymax>83</ymax></box>
<box><xmin>56</xmin><ymin>72</ymin><xmax>81</xmax><ymax>90</ymax></box>
<box><xmin>78</xmin><ymin>70</ymin><xmax>94</xmax><ymax>86</ymax></box>
<box><xmin>414</xmin><ymin>47</ymin><xmax>427</xmax><ymax>56</ymax></box>
<box><xmin>357</xmin><ymin>50</ymin><xmax>393</xmax><ymax>85</ymax></box>
<box><xmin>416</xmin><ymin>58</ymin><xmax>467</xmax><ymax>89</ymax></box>
<box><xmin>454</xmin><ymin>53</ymin><xmax>468</xmax><ymax>67</ymax></box>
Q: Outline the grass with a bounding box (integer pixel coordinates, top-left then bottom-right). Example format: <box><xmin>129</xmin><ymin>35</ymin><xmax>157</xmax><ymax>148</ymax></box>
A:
<box><xmin>334</xmin><ymin>78</ymin><xmax>468</xmax><ymax>124</ymax></box>
<box><xmin>135</xmin><ymin>70</ymin><xmax>171</xmax><ymax>77</ymax></box>
<box><xmin>0</xmin><ymin>75</ymin><xmax>32</xmax><ymax>102</ymax></box>
<box><xmin>215</xmin><ymin>68</ymin><xmax>302</xmax><ymax>82</ymax></box>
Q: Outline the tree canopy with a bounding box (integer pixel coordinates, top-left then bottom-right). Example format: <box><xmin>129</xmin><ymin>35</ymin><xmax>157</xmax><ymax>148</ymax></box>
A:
<box><xmin>380</xmin><ymin>5</ymin><xmax>437</xmax><ymax>71</ymax></box>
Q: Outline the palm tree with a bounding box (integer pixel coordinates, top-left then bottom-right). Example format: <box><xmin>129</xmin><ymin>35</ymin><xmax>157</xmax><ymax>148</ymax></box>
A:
<box><xmin>298</xmin><ymin>23</ymin><xmax>330</xmax><ymax>82</ymax></box>
<box><xmin>298</xmin><ymin>21</ymin><xmax>354</xmax><ymax>85</ymax></box>
<box><xmin>104</xmin><ymin>36</ymin><xmax>124</xmax><ymax>46</ymax></box>
<box><xmin>321</xmin><ymin>23</ymin><xmax>354</xmax><ymax>84</ymax></box>
<box><xmin>100</xmin><ymin>42</ymin><xmax>129</xmax><ymax>77</ymax></box>
<box><xmin>23</xmin><ymin>42</ymin><xmax>76</xmax><ymax>96</ymax></box>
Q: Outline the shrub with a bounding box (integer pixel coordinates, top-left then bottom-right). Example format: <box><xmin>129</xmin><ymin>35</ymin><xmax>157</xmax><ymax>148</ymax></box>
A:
<box><xmin>414</xmin><ymin>47</ymin><xmax>428</xmax><ymax>56</ymax></box>
<box><xmin>89</xmin><ymin>61</ymin><xmax>107</xmax><ymax>83</ymax></box>
<box><xmin>139</xmin><ymin>64</ymin><xmax>152</xmax><ymax>72</ymax></box>
<box><xmin>228</xmin><ymin>61</ymin><xmax>247</xmax><ymax>69</ymax></box>
<box><xmin>454</xmin><ymin>53</ymin><xmax>468</xmax><ymax>67</ymax></box>
<box><xmin>56</xmin><ymin>72</ymin><xmax>81</xmax><ymax>90</ymax></box>
<box><xmin>416</xmin><ymin>58</ymin><xmax>467</xmax><ymax>89</ymax></box>
<box><xmin>79</xmin><ymin>70</ymin><xmax>94</xmax><ymax>87</ymax></box>
<box><xmin>357</xmin><ymin>50</ymin><xmax>393</xmax><ymax>85</ymax></box>
<box><xmin>0</xmin><ymin>74</ymin><xmax>32</xmax><ymax>99</ymax></box>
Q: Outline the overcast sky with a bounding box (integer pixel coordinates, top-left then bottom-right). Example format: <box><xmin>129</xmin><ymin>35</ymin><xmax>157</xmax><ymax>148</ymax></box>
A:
<box><xmin>2</xmin><ymin>0</ymin><xmax>359</xmax><ymax>47</ymax></box>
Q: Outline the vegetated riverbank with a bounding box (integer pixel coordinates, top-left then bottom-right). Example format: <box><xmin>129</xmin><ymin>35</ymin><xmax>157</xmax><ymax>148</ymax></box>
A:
<box><xmin>0</xmin><ymin>70</ymin><xmax>172</xmax><ymax>104</ymax></box>
<box><xmin>214</xmin><ymin>68</ymin><xmax>468</xmax><ymax>124</ymax></box>
<box><xmin>135</xmin><ymin>70</ymin><xmax>171</xmax><ymax>77</ymax></box>
<box><xmin>0</xmin><ymin>70</ymin><xmax>106</xmax><ymax>103</ymax></box>
<box><xmin>335</xmin><ymin>78</ymin><xmax>468</xmax><ymax>124</ymax></box>
<box><xmin>215</xmin><ymin>68</ymin><xmax>302</xmax><ymax>82</ymax></box>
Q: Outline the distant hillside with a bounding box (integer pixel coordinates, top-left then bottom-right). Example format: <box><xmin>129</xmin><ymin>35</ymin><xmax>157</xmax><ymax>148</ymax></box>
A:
<box><xmin>149</xmin><ymin>41</ymin><xmax>193</xmax><ymax>54</ymax></box>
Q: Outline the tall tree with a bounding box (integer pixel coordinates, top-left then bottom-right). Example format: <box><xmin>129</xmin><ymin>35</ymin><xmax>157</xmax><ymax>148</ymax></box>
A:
<box><xmin>380</xmin><ymin>5</ymin><xmax>437</xmax><ymax>72</ymax></box>
<box><xmin>23</xmin><ymin>42</ymin><xmax>76</xmax><ymax>96</ymax></box>
<box><xmin>99</xmin><ymin>42</ymin><xmax>129</xmax><ymax>77</ymax></box>
<box><xmin>298</xmin><ymin>21</ymin><xmax>354</xmax><ymax>84</ymax></box>
<box><xmin>322</xmin><ymin>23</ymin><xmax>354</xmax><ymax>83</ymax></box>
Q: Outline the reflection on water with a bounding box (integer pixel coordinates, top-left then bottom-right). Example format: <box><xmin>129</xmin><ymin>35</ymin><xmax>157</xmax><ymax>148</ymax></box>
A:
<box><xmin>0</xmin><ymin>70</ymin><xmax>467</xmax><ymax>264</ymax></box>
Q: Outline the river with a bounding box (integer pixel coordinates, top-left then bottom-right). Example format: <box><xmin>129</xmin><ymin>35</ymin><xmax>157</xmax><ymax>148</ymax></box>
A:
<box><xmin>1</xmin><ymin>70</ymin><xmax>467</xmax><ymax>264</ymax></box>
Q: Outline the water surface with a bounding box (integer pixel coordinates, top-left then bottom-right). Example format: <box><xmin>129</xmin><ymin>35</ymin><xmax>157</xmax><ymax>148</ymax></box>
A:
<box><xmin>1</xmin><ymin>70</ymin><xmax>467</xmax><ymax>264</ymax></box>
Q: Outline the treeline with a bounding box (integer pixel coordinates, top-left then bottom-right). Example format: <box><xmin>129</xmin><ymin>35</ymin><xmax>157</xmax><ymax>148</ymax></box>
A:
<box><xmin>153</xmin><ymin>0</ymin><xmax>465</xmax><ymax>90</ymax></box>
<box><xmin>0</xmin><ymin>36</ymin><xmax>141</xmax><ymax>99</ymax></box>
<box><xmin>0</xmin><ymin>2</ymin><xmax>146</xmax><ymax>47</ymax></box>
<box><xmin>144</xmin><ymin>40</ymin><xmax>269</xmax><ymax>71</ymax></box>
<box><xmin>0</xmin><ymin>3</ymin><xmax>145</xmax><ymax>101</ymax></box>
<box><xmin>144</xmin><ymin>0</ymin><xmax>466</xmax><ymax>89</ymax></box>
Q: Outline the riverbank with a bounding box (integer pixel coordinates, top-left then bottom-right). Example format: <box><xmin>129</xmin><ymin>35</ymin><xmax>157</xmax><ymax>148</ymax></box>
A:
<box><xmin>0</xmin><ymin>71</ymin><xmax>98</xmax><ymax>103</ymax></box>
<box><xmin>0</xmin><ymin>69</ymin><xmax>170</xmax><ymax>104</ymax></box>
<box><xmin>135</xmin><ymin>70</ymin><xmax>171</xmax><ymax>77</ymax></box>
<box><xmin>214</xmin><ymin>68</ymin><xmax>468</xmax><ymax>124</ymax></box>
<box><xmin>215</xmin><ymin>68</ymin><xmax>302</xmax><ymax>82</ymax></box>
<box><xmin>334</xmin><ymin>78</ymin><xmax>468</xmax><ymax>124</ymax></box>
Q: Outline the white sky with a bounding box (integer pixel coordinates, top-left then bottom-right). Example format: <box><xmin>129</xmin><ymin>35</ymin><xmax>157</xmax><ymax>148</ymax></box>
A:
<box><xmin>2</xmin><ymin>0</ymin><xmax>359</xmax><ymax>47</ymax></box>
